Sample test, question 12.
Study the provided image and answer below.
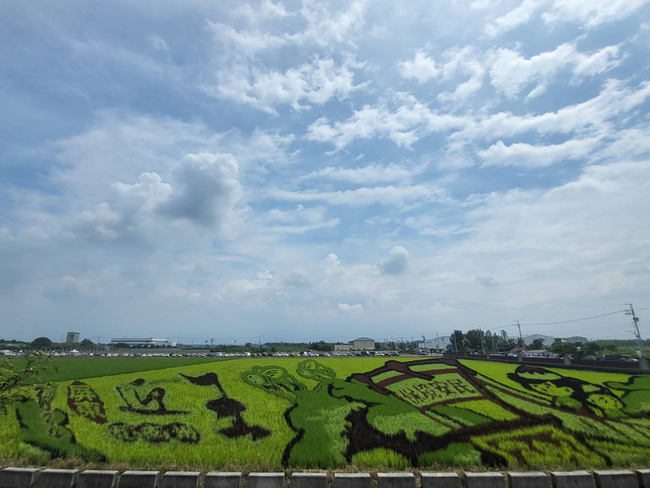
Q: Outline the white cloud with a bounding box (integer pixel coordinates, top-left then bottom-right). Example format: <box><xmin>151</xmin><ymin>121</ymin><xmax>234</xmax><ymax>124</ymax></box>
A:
<box><xmin>112</xmin><ymin>172</ymin><xmax>172</xmax><ymax>211</ymax></box>
<box><xmin>306</xmin><ymin>94</ymin><xmax>464</xmax><ymax>149</ymax></box>
<box><xmin>378</xmin><ymin>246</ymin><xmax>410</xmax><ymax>275</ymax></box>
<box><xmin>398</xmin><ymin>51</ymin><xmax>439</xmax><ymax>84</ymax></box>
<box><xmin>595</xmin><ymin>126</ymin><xmax>650</xmax><ymax>161</ymax></box>
<box><xmin>488</xmin><ymin>43</ymin><xmax>623</xmax><ymax>99</ymax></box>
<box><xmin>457</xmin><ymin>79</ymin><xmax>650</xmax><ymax>142</ymax></box>
<box><xmin>264</xmin><ymin>205</ymin><xmax>339</xmax><ymax>234</ymax></box>
<box><xmin>207</xmin><ymin>22</ymin><xmax>287</xmax><ymax>54</ymax></box>
<box><xmin>292</xmin><ymin>0</ymin><xmax>369</xmax><ymax>46</ymax></box>
<box><xmin>479</xmin><ymin>138</ymin><xmax>600</xmax><ymax>168</ymax></box>
<box><xmin>76</xmin><ymin>203</ymin><xmax>123</xmax><ymax>241</ymax></box>
<box><xmin>399</xmin><ymin>47</ymin><xmax>485</xmax><ymax>102</ymax></box>
<box><xmin>324</xmin><ymin>253</ymin><xmax>341</xmax><ymax>266</ymax></box>
<box><xmin>270</xmin><ymin>184</ymin><xmax>446</xmax><ymax>207</ymax></box>
<box><xmin>234</xmin><ymin>0</ymin><xmax>289</xmax><ymax>23</ymax></box>
<box><xmin>484</xmin><ymin>0</ymin><xmax>649</xmax><ymax>36</ymax></box>
<box><xmin>337</xmin><ymin>302</ymin><xmax>363</xmax><ymax>312</ymax></box>
<box><xmin>213</xmin><ymin>58</ymin><xmax>363</xmax><ymax>113</ymax></box>
<box><xmin>303</xmin><ymin>163</ymin><xmax>415</xmax><ymax>184</ymax></box>
<box><xmin>542</xmin><ymin>0</ymin><xmax>650</xmax><ymax>28</ymax></box>
<box><xmin>485</xmin><ymin>0</ymin><xmax>542</xmax><ymax>37</ymax></box>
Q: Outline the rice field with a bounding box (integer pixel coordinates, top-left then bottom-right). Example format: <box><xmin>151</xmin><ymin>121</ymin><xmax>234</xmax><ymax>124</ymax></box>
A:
<box><xmin>2</xmin><ymin>357</ymin><xmax>649</xmax><ymax>470</ymax></box>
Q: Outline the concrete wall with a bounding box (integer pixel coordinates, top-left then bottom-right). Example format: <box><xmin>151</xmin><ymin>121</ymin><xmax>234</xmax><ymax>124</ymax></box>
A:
<box><xmin>2</xmin><ymin>468</ymin><xmax>650</xmax><ymax>488</ymax></box>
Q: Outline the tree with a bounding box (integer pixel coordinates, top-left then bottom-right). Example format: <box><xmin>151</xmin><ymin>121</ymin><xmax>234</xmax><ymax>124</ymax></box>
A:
<box><xmin>465</xmin><ymin>329</ymin><xmax>485</xmax><ymax>352</ymax></box>
<box><xmin>450</xmin><ymin>330</ymin><xmax>464</xmax><ymax>352</ymax></box>
<box><xmin>309</xmin><ymin>341</ymin><xmax>333</xmax><ymax>352</ymax></box>
<box><xmin>30</xmin><ymin>337</ymin><xmax>53</xmax><ymax>350</ymax></box>
<box><xmin>0</xmin><ymin>352</ymin><xmax>56</xmax><ymax>410</ymax></box>
<box><xmin>80</xmin><ymin>339</ymin><xmax>95</xmax><ymax>349</ymax></box>
<box><xmin>528</xmin><ymin>339</ymin><xmax>545</xmax><ymax>350</ymax></box>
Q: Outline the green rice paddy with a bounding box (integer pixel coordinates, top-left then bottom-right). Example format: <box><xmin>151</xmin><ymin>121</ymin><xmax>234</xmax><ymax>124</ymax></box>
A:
<box><xmin>2</xmin><ymin>356</ymin><xmax>649</xmax><ymax>470</ymax></box>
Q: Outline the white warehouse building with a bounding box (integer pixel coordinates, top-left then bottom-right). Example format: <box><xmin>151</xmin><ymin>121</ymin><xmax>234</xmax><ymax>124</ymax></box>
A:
<box><xmin>111</xmin><ymin>337</ymin><xmax>174</xmax><ymax>347</ymax></box>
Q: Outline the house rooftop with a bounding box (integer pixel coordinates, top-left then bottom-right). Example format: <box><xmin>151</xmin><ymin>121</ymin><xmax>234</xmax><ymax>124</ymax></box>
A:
<box><xmin>353</xmin><ymin>337</ymin><xmax>374</xmax><ymax>341</ymax></box>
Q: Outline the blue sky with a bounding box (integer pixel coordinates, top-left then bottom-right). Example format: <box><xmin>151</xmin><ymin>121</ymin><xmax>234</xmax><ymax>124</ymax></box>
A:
<box><xmin>1</xmin><ymin>0</ymin><xmax>650</xmax><ymax>344</ymax></box>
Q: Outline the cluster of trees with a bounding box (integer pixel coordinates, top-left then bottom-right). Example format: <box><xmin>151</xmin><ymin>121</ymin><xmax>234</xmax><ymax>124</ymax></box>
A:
<box><xmin>449</xmin><ymin>329</ymin><xmax>520</xmax><ymax>353</ymax></box>
<box><xmin>27</xmin><ymin>337</ymin><xmax>96</xmax><ymax>351</ymax></box>
<box><xmin>448</xmin><ymin>329</ymin><xmax>647</xmax><ymax>358</ymax></box>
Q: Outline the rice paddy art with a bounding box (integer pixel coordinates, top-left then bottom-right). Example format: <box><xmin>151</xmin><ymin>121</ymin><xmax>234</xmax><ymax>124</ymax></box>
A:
<box><xmin>2</xmin><ymin>357</ymin><xmax>649</xmax><ymax>469</ymax></box>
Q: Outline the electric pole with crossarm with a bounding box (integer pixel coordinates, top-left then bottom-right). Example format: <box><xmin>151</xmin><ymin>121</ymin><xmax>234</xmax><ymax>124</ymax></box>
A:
<box><xmin>626</xmin><ymin>303</ymin><xmax>645</xmax><ymax>359</ymax></box>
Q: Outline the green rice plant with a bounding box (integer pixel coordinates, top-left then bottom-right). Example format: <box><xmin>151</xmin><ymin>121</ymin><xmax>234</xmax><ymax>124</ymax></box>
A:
<box><xmin>371</xmin><ymin>370</ymin><xmax>403</xmax><ymax>383</ymax></box>
<box><xmin>453</xmin><ymin>399</ymin><xmax>519</xmax><ymax>421</ymax></box>
<box><xmin>605</xmin><ymin>376</ymin><xmax>650</xmax><ymax>414</ymax></box>
<box><xmin>2</xmin><ymin>356</ymin><xmax>645</xmax><ymax>470</ymax></box>
<box><xmin>351</xmin><ymin>448</ymin><xmax>410</xmax><ymax>470</ymax></box>
<box><xmin>485</xmin><ymin>386</ymin><xmax>556</xmax><ymax>416</ymax></box>
<box><xmin>459</xmin><ymin>360</ymin><xmax>550</xmax><ymax>400</ymax></box>
<box><xmin>370</xmin><ymin>411</ymin><xmax>450</xmax><ymax>440</ymax></box>
<box><xmin>588</xmin><ymin>440</ymin><xmax>650</xmax><ymax>466</ymax></box>
<box><xmin>386</xmin><ymin>374</ymin><xmax>482</xmax><ymax>408</ymax></box>
<box><xmin>15</xmin><ymin>399</ymin><xmax>103</xmax><ymax>461</ymax></box>
<box><xmin>472</xmin><ymin>425</ymin><xmax>606</xmax><ymax>468</ymax></box>
<box><xmin>408</xmin><ymin>363</ymin><xmax>457</xmax><ymax>372</ymax></box>
<box><xmin>418</xmin><ymin>443</ymin><xmax>482</xmax><ymax>467</ymax></box>
<box><xmin>431</xmin><ymin>405</ymin><xmax>491</xmax><ymax>427</ymax></box>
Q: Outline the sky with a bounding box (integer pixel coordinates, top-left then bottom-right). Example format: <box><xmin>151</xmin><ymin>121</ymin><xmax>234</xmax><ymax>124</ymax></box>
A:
<box><xmin>1</xmin><ymin>0</ymin><xmax>650</xmax><ymax>345</ymax></box>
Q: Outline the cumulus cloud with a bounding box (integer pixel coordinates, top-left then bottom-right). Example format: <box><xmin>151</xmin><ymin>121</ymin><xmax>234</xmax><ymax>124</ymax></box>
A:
<box><xmin>324</xmin><ymin>253</ymin><xmax>341</xmax><ymax>266</ymax></box>
<box><xmin>398</xmin><ymin>51</ymin><xmax>439</xmax><ymax>84</ymax></box>
<box><xmin>158</xmin><ymin>153</ymin><xmax>243</xmax><ymax>231</ymax></box>
<box><xmin>379</xmin><ymin>246</ymin><xmax>410</xmax><ymax>275</ymax></box>
<box><xmin>112</xmin><ymin>172</ymin><xmax>172</xmax><ymax>211</ymax></box>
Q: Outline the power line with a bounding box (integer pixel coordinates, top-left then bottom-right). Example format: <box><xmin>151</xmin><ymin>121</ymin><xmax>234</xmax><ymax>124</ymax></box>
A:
<box><xmin>521</xmin><ymin>310</ymin><xmax>626</xmax><ymax>326</ymax></box>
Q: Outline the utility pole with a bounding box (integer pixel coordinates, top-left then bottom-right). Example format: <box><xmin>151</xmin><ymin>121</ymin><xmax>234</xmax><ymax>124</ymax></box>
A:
<box><xmin>626</xmin><ymin>303</ymin><xmax>645</xmax><ymax>359</ymax></box>
<box><xmin>515</xmin><ymin>320</ymin><xmax>523</xmax><ymax>349</ymax></box>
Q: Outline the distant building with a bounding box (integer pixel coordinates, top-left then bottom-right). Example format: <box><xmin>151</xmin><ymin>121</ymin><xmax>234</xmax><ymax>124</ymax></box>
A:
<box><xmin>334</xmin><ymin>337</ymin><xmax>375</xmax><ymax>351</ymax></box>
<box><xmin>555</xmin><ymin>336</ymin><xmax>588</xmax><ymax>344</ymax></box>
<box><xmin>500</xmin><ymin>330</ymin><xmax>508</xmax><ymax>340</ymax></box>
<box><xmin>65</xmin><ymin>332</ymin><xmax>80</xmax><ymax>344</ymax></box>
<box><xmin>111</xmin><ymin>337</ymin><xmax>173</xmax><ymax>347</ymax></box>
<box><xmin>522</xmin><ymin>334</ymin><xmax>555</xmax><ymax>347</ymax></box>
<box><xmin>418</xmin><ymin>336</ymin><xmax>452</xmax><ymax>351</ymax></box>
